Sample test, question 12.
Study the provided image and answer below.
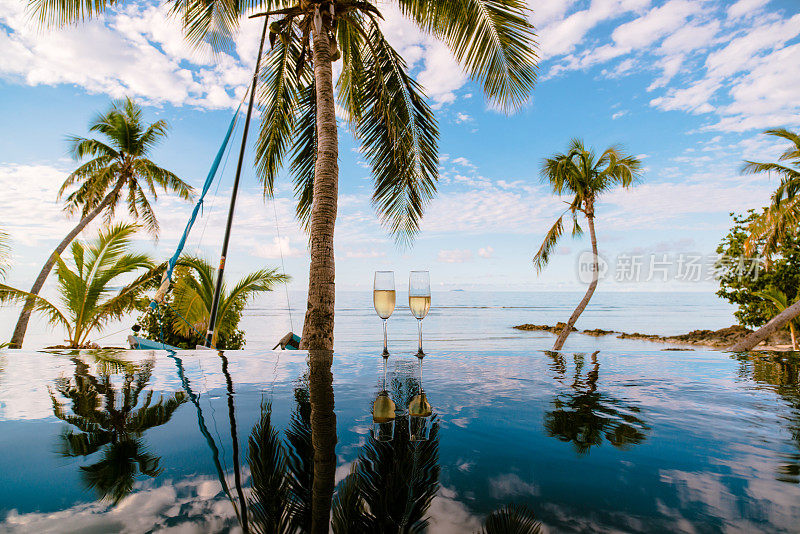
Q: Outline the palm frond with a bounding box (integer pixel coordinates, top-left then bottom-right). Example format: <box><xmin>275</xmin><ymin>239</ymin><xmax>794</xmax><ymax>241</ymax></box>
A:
<box><xmin>256</xmin><ymin>34</ymin><xmax>308</xmax><ymax>197</ymax></box>
<box><xmin>356</xmin><ymin>21</ymin><xmax>439</xmax><ymax>245</ymax></box>
<box><xmin>167</xmin><ymin>0</ymin><xmax>243</xmax><ymax>52</ymax></box>
<box><xmin>396</xmin><ymin>0</ymin><xmax>538</xmax><ymax>113</ymax></box>
<box><xmin>290</xmin><ymin>82</ymin><xmax>317</xmax><ymax>231</ymax></box>
<box><xmin>0</xmin><ymin>283</ymin><xmax>71</xmax><ymax>334</ymax></box>
<box><xmin>28</xmin><ymin>0</ymin><xmax>118</xmax><ymax>27</ymax></box>
<box><xmin>0</xmin><ymin>229</ymin><xmax>10</xmax><ymax>281</ymax></box>
<box><xmin>479</xmin><ymin>504</ymin><xmax>542</xmax><ymax>534</ymax></box>
<box><xmin>533</xmin><ymin>214</ymin><xmax>565</xmax><ymax>272</ymax></box>
<box><xmin>247</xmin><ymin>401</ymin><xmax>295</xmax><ymax>534</ymax></box>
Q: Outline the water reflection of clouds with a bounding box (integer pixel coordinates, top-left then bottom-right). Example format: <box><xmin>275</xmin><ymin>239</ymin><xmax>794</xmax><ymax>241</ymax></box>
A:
<box><xmin>2</xmin><ymin>475</ymin><xmax>241</xmax><ymax>533</ymax></box>
<box><xmin>0</xmin><ymin>350</ymin><xmax>306</xmax><ymax>421</ymax></box>
<box><xmin>488</xmin><ymin>473</ymin><xmax>539</xmax><ymax>499</ymax></box>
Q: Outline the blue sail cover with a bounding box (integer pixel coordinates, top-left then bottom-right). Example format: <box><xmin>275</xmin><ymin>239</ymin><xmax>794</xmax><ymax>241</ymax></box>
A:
<box><xmin>149</xmin><ymin>105</ymin><xmax>241</xmax><ymax>310</ymax></box>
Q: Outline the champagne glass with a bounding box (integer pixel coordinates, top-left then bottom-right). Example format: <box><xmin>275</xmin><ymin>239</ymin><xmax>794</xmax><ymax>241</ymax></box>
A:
<box><xmin>374</xmin><ymin>271</ymin><xmax>395</xmax><ymax>359</ymax></box>
<box><xmin>408</xmin><ymin>271</ymin><xmax>431</xmax><ymax>358</ymax></box>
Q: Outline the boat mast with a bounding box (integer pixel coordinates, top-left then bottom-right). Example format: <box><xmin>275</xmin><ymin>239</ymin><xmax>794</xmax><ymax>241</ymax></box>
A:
<box><xmin>205</xmin><ymin>15</ymin><xmax>269</xmax><ymax>348</ymax></box>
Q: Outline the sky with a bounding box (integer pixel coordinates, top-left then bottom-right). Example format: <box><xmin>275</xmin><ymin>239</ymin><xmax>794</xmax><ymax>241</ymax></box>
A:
<box><xmin>1</xmin><ymin>0</ymin><xmax>799</xmax><ymax>296</ymax></box>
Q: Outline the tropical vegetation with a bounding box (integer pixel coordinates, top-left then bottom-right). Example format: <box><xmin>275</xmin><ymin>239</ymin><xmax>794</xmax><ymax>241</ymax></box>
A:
<box><xmin>9</xmin><ymin>97</ymin><xmax>192</xmax><ymax>348</ymax></box>
<box><xmin>50</xmin><ymin>355</ymin><xmax>186</xmax><ymax>504</ymax></box>
<box><xmin>730</xmin><ymin>128</ymin><xmax>800</xmax><ymax>351</ymax></box>
<box><xmin>137</xmin><ymin>255</ymin><xmax>289</xmax><ymax>349</ymax></box>
<box><xmin>533</xmin><ymin>139</ymin><xmax>643</xmax><ymax>350</ymax></box>
<box><xmin>716</xmin><ymin>210</ymin><xmax>800</xmax><ymax>329</ymax></box>
<box><xmin>0</xmin><ymin>224</ymin><xmax>163</xmax><ymax>348</ymax></box>
<box><xmin>30</xmin><ymin>0</ymin><xmax>539</xmax><ymax>352</ymax></box>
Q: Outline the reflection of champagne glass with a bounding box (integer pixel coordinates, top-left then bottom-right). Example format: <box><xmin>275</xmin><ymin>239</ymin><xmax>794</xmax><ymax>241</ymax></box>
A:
<box><xmin>374</xmin><ymin>271</ymin><xmax>396</xmax><ymax>357</ymax></box>
<box><xmin>373</xmin><ymin>391</ymin><xmax>396</xmax><ymax>442</ymax></box>
<box><xmin>408</xmin><ymin>358</ymin><xmax>432</xmax><ymax>442</ymax></box>
<box><xmin>409</xmin><ymin>271</ymin><xmax>431</xmax><ymax>358</ymax></box>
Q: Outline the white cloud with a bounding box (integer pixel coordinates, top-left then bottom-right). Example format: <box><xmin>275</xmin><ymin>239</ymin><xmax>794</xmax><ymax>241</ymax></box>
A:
<box><xmin>612</xmin><ymin>110</ymin><xmax>629</xmax><ymax>119</ymax></box>
<box><xmin>478</xmin><ymin>246</ymin><xmax>494</xmax><ymax>259</ymax></box>
<box><xmin>726</xmin><ymin>0</ymin><xmax>770</xmax><ymax>19</ymax></box>
<box><xmin>436</xmin><ymin>249</ymin><xmax>473</xmax><ymax>263</ymax></box>
<box><xmin>344</xmin><ymin>249</ymin><xmax>386</xmax><ymax>259</ymax></box>
<box><xmin>254</xmin><ymin>236</ymin><xmax>304</xmax><ymax>259</ymax></box>
<box><xmin>0</xmin><ymin>1</ymin><xmax>472</xmax><ymax>110</ymax></box>
<box><xmin>455</xmin><ymin>113</ymin><xmax>473</xmax><ymax>124</ymax></box>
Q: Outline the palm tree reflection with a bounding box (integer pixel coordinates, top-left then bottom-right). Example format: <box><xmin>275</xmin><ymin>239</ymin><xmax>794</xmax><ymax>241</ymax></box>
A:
<box><xmin>49</xmin><ymin>355</ymin><xmax>186</xmax><ymax>504</ymax></box>
<box><xmin>733</xmin><ymin>352</ymin><xmax>800</xmax><ymax>482</ymax></box>
<box><xmin>544</xmin><ymin>351</ymin><xmax>649</xmax><ymax>454</ymax></box>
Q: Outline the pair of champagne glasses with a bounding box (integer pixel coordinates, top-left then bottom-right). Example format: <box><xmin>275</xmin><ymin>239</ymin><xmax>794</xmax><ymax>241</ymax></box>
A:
<box><xmin>373</xmin><ymin>270</ymin><xmax>431</xmax><ymax>359</ymax></box>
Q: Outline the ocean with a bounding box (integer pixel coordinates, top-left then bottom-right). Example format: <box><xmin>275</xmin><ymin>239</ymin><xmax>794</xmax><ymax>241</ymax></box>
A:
<box><xmin>1</xmin><ymin>290</ymin><xmax>739</xmax><ymax>351</ymax></box>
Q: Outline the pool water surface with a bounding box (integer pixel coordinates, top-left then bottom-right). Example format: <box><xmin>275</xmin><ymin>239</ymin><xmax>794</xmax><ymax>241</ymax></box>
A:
<box><xmin>0</xmin><ymin>348</ymin><xmax>798</xmax><ymax>533</ymax></box>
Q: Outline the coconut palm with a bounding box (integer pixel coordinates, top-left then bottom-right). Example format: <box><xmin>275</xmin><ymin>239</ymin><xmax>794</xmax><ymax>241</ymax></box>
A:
<box><xmin>30</xmin><ymin>0</ymin><xmax>539</xmax><ymax>351</ymax></box>
<box><xmin>50</xmin><ymin>356</ymin><xmax>186</xmax><ymax>504</ymax></box>
<box><xmin>534</xmin><ymin>140</ymin><xmax>642</xmax><ymax>350</ymax></box>
<box><xmin>0</xmin><ymin>224</ymin><xmax>162</xmax><ymax>348</ymax></box>
<box><xmin>165</xmin><ymin>255</ymin><xmax>289</xmax><ymax>349</ymax></box>
<box><xmin>754</xmin><ymin>286</ymin><xmax>799</xmax><ymax>350</ymax></box>
<box><xmin>9</xmin><ymin>97</ymin><xmax>192</xmax><ymax>348</ymax></box>
<box><xmin>742</xmin><ymin>128</ymin><xmax>800</xmax><ymax>259</ymax></box>
<box><xmin>544</xmin><ymin>351</ymin><xmax>649</xmax><ymax>454</ymax></box>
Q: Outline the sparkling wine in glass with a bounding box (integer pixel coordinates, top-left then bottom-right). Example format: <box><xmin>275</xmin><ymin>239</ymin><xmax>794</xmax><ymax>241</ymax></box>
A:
<box><xmin>408</xmin><ymin>271</ymin><xmax>431</xmax><ymax>358</ymax></box>
<box><xmin>374</xmin><ymin>271</ymin><xmax>395</xmax><ymax>357</ymax></box>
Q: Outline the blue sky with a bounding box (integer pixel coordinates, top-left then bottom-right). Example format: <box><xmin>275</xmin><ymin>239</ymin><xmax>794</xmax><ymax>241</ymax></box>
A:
<box><xmin>1</xmin><ymin>0</ymin><xmax>799</xmax><ymax>295</ymax></box>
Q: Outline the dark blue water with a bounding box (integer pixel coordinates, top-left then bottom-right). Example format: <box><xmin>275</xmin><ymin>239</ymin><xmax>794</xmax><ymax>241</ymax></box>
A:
<box><xmin>1</xmin><ymin>348</ymin><xmax>798</xmax><ymax>532</ymax></box>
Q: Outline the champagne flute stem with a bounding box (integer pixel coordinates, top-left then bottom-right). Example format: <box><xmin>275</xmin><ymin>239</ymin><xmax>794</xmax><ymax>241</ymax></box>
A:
<box><xmin>417</xmin><ymin>319</ymin><xmax>424</xmax><ymax>357</ymax></box>
<box><xmin>382</xmin><ymin>319</ymin><xmax>389</xmax><ymax>357</ymax></box>
<box><xmin>383</xmin><ymin>357</ymin><xmax>388</xmax><ymax>390</ymax></box>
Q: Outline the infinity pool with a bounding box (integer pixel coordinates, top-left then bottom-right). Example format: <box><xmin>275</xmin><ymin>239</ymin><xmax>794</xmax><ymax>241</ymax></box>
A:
<box><xmin>1</xmin><ymin>348</ymin><xmax>799</xmax><ymax>532</ymax></box>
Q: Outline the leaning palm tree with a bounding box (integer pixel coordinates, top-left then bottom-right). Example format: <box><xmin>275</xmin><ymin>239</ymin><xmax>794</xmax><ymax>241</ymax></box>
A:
<box><xmin>534</xmin><ymin>140</ymin><xmax>642</xmax><ymax>350</ymax></box>
<box><xmin>168</xmin><ymin>255</ymin><xmax>289</xmax><ymax>348</ymax></box>
<box><xmin>9</xmin><ymin>97</ymin><xmax>192</xmax><ymax>348</ymax></box>
<box><xmin>31</xmin><ymin>0</ymin><xmax>539</xmax><ymax>351</ymax></box>
<box><xmin>754</xmin><ymin>286</ymin><xmax>799</xmax><ymax>350</ymax></box>
<box><xmin>50</xmin><ymin>356</ymin><xmax>186</xmax><ymax>504</ymax></box>
<box><xmin>0</xmin><ymin>224</ymin><xmax>162</xmax><ymax>348</ymax></box>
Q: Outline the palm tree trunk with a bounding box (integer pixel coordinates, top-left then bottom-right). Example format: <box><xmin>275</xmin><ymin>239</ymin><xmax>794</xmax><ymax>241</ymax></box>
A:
<box><xmin>554</xmin><ymin>208</ymin><xmax>599</xmax><ymax>350</ymax></box>
<box><xmin>730</xmin><ymin>298</ymin><xmax>800</xmax><ymax>351</ymax></box>
<box><xmin>300</xmin><ymin>23</ymin><xmax>338</xmax><ymax>351</ymax></box>
<box><xmin>308</xmin><ymin>350</ymin><xmax>337</xmax><ymax>534</ymax></box>
<box><xmin>9</xmin><ymin>177</ymin><xmax>125</xmax><ymax>348</ymax></box>
<box><xmin>790</xmin><ymin>322</ymin><xmax>798</xmax><ymax>351</ymax></box>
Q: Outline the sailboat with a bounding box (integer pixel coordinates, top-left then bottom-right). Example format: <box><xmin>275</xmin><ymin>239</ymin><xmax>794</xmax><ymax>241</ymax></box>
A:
<box><xmin>128</xmin><ymin>14</ymin><xmax>299</xmax><ymax>352</ymax></box>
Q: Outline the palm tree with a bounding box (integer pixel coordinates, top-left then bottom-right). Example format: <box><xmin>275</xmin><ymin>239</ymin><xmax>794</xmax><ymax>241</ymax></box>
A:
<box><xmin>534</xmin><ymin>140</ymin><xmax>642</xmax><ymax>350</ymax></box>
<box><xmin>167</xmin><ymin>255</ymin><xmax>289</xmax><ymax>348</ymax></box>
<box><xmin>0</xmin><ymin>224</ymin><xmax>162</xmax><ymax>348</ymax></box>
<box><xmin>754</xmin><ymin>286</ymin><xmax>799</xmax><ymax>350</ymax></box>
<box><xmin>544</xmin><ymin>351</ymin><xmax>649</xmax><ymax>454</ymax></box>
<box><xmin>9</xmin><ymin>97</ymin><xmax>193</xmax><ymax>348</ymax></box>
<box><xmin>742</xmin><ymin>128</ymin><xmax>800</xmax><ymax>260</ymax></box>
<box><xmin>730</xmin><ymin>129</ymin><xmax>800</xmax><ymax>351</ymax></box>
<box><xmin>50</xmin><ymin>356</ymin><xmax>186</xmax><ymax>504</ymax></box>
<box><xmin>31</xmin><ymin>0</ymin><xmax>539</xmax><ymax>352</ymax></box>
